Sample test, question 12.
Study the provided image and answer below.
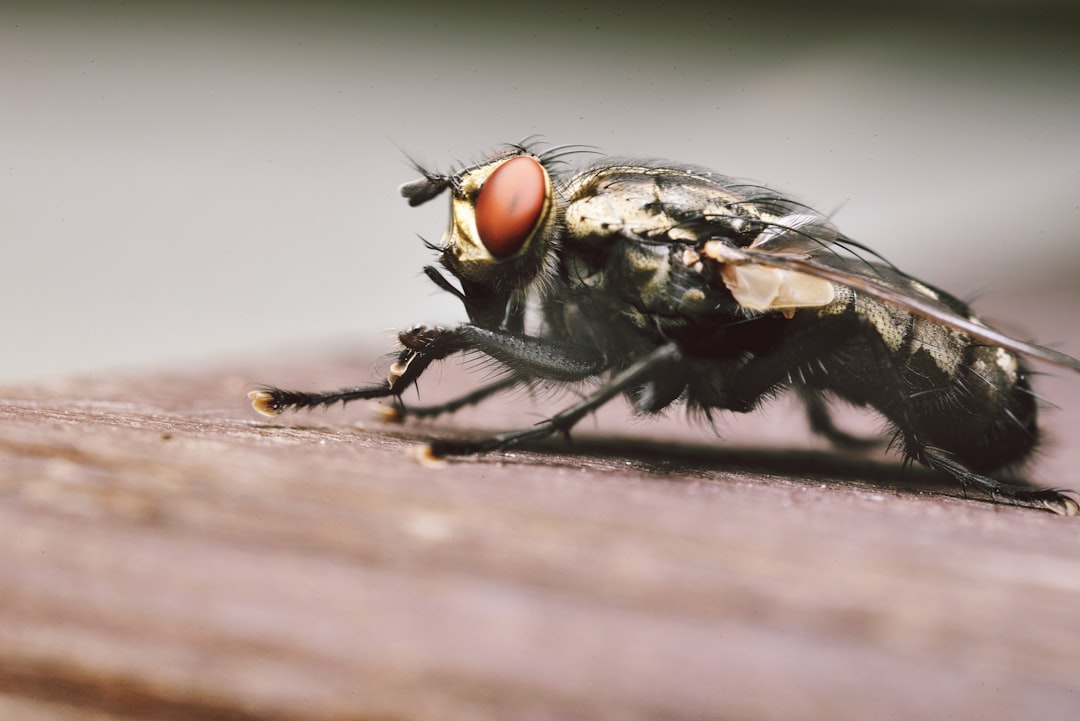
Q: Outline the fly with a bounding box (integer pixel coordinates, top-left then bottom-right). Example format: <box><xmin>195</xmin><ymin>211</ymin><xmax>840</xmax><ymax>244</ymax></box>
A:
<box><xmin>251</xmin><ymin>139</ymin><xmax>1080</xmax><ymax>515</ymax></box>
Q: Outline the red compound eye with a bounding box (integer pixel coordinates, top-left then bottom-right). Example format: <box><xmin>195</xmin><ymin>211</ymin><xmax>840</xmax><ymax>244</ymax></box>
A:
<box><xmin>474</xmin><ymin>156</ymin><xmax>547</xmax><ymax>257</ymax></box>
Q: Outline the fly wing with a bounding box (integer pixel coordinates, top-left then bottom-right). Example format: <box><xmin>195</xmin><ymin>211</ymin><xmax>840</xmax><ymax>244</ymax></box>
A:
<box><xmin>726</xmin><ymin>241</ymin><xmax>1080</xmax><ymax>374</ymax></box>
<box><xmin>689</xmin><ymin>195</ymin><xmax>1080</xmax><ymax>373</ymax></box>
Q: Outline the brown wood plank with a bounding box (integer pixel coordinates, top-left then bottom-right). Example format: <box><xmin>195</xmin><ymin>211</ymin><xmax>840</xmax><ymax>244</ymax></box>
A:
<box><xmin>2</xmin><ymin>288</ymin><xmax>1080</xmax><ymax>721</ymax></box>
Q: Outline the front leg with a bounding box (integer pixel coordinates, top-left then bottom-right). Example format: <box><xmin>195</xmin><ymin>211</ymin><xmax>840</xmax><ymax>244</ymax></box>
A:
<box><xmin>249</xmin><ymin>325</ymin><xmax>456</xmax><ymax>416</ymax></box>
<box><xmin>383</xmin><ymin>375</ymin><xmax>523</xmax><ymax>423</ymax></box>
<box><xmin>250</xmin><ymin>323</ymin><xmax>606</xmax><ymax>416</ymax></box>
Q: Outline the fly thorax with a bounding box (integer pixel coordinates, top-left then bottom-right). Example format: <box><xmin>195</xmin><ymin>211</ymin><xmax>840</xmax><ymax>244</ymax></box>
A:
<box><xmin>620</xmin><ymin>242</ymin><xmax>673</xmax><ymax>310</ymax></box>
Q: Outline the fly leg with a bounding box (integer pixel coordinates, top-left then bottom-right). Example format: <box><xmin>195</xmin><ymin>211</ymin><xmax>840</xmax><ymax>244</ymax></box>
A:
<box><xmin>251</xmin><ymin>323</ymin><xmax>605</xmax><ymax>416</ymax></box>
<box><xmin>249</xmin><ymin>325</ymin><xmax>462</xmax><ymax>416</ymax></box>
<box><xmin>917</xmin><ymin>451</ymin><xmax>1077</xmax><ymax>515</ymax></box>
<box><xmin>426</xmin><ymin>343</ymin><xmax>683</xmax><ymax>458</ymax></box>
<box><xmin>799</xmin><ymin>389</ymin><xmax>883</xmax><ymax>450</ymax></box>
<box><xmin>382</xmin><ymin>375</ymin><xmax>522</xmax><ymax>423</ymax></box>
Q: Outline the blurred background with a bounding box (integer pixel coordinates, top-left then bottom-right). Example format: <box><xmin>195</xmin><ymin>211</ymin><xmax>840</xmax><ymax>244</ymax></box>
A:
<box><xmin>3</xmin><ymin>0</ymin><xmax>1078</xmax><ymax>383</ymax></box>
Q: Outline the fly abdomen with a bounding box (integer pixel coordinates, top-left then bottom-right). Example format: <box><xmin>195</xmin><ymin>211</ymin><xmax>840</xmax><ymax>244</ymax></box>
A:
<box><xmin>911</xmin><ymin>345</ymin><xmax>1039</xmax><ymax>474</ymax></box>
<box><xmin>821</xmin><ymin>288</ymin><xmax>1040</xmax><ymax>474</ymax></box>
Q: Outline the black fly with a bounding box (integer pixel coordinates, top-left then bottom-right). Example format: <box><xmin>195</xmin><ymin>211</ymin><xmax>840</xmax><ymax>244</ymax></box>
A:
<box><xmin>252</xmin><ymin>140</ymin><xmax>1080</xmax><ymax>515</ymax></box>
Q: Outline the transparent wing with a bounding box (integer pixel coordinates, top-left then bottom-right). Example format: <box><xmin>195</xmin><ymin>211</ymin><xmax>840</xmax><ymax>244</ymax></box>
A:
<box><xmin>729</xmin><ymin>241</ymin><xmax>1080</xmax><ymax>374</ymax></box>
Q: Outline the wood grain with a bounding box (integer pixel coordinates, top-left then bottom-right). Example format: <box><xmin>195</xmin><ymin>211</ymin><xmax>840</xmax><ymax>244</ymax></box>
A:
<box><xmin>2</xmin><ymin>288</ymin><xmax>1080</xmax><ymax>721</ymax></box>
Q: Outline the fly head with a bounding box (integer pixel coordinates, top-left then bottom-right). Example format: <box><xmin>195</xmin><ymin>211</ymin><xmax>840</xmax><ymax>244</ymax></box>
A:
<box><xmin>401</xmin><ymin>148</ymin><xmax>560</xmax><ymax>298</ymax></box>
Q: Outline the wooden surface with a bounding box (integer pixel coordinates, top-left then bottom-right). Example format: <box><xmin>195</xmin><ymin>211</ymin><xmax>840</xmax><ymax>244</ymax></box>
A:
<box><xmin>3</xmin><ymin>289</ymin><xmax>1080</xmax><ymax>721</ymax></box>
